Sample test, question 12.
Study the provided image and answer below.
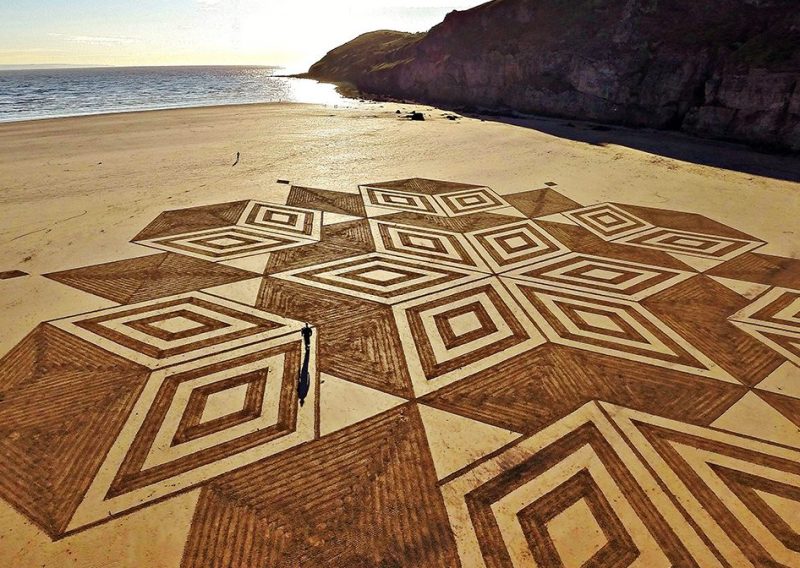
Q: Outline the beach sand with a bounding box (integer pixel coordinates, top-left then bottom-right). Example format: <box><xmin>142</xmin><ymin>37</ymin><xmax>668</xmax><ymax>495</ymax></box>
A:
<box><xmin>1</xmin><ymin>102</ymin><xmax>799</xmax><ymax>566</ymax></box>
<box><xmin>2</xmin><ymin>102</ymin><xmax>798</xmax><ymax>350</ymax></box>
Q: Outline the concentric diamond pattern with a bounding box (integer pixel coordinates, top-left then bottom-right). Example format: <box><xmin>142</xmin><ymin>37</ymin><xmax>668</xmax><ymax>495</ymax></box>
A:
<box><xmin>2</xmin><ymin>176</ymin><xmax>798</xmax><ymax>568</ymax></box>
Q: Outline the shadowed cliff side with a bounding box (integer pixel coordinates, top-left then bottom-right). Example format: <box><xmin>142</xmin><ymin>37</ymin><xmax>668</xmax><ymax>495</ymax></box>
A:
<box><xmin>303</xmin><ymin>0</ymin><xmax>800</xmax><ymax>151</ymax></box>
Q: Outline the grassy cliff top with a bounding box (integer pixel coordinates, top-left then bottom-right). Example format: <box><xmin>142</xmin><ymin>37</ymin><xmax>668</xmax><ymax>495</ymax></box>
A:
<box><xmin>303</xmin><ymin>30</ymin><xmax>422</xmax><ymax>83</ymax></box>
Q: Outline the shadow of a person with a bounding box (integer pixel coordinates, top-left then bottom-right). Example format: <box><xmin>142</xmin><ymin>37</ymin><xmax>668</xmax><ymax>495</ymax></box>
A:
<box><xmin>298</xmin><ymin>323</ymin><xmax>313</xmax><ymax>406</ymax></box>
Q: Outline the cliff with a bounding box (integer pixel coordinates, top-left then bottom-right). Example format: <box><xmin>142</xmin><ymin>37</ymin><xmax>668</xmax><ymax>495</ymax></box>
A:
<box><xmin>304</xmin><ymin>0</ymin><xmax>800</xmax><ymax>151</ymax></box>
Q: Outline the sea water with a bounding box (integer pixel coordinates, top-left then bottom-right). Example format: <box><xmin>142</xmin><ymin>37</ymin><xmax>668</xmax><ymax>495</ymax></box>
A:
<box><xmin>0</xmin><ymin>65</ymin><xmax>350</xmax><ymax>122</ymax></box>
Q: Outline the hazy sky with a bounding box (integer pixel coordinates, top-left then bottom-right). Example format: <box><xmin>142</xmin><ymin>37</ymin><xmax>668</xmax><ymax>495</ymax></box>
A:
<box><xmin>0</xmin><ymin>0</ymin><xmax>481</xmax><ymax>70</ymax></box>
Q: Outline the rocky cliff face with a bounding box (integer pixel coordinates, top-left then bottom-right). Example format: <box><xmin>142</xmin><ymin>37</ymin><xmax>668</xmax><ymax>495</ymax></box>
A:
<box><xmin>305</xmin><ymin>0</ymin><xmax>800</xmax><ymax>151</ymax></box>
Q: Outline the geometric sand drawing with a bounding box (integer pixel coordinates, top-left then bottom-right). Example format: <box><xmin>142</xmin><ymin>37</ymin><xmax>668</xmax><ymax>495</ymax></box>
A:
<box><xmin>435</xmin><ymin>187</ymin><xmax>511</xmax><ymax>217</ymax></box>
<box><xmin>564</xmin><ymin>203</ymin><xmax>654</xmax><ymax>240</ymax></box>
<box><xmin>393</xmin><ymin>278</ymin><xmax>546</xmax><ymax>396</ymax></box>
<box><xmin>503</xmin><ymin>279</ymin><xmax>737</xmax><ymax>382</ymax></box>
<box><xmin>2</xmin><ymin>177</ymin><xmax>800</xmax><ymax>566</ymax></box>
<box><xmin>359</xmin><ymin>181</ymin><xmax>509</xmax><ymax>218</ymax></box>
<box><xmin>67</xmin><ymin>336</ymin><xmax>316</xmax><ymax>534</ymax></box>
<box><xmin>465</xmin><ymin>220</ymin><xmax>570</xmax><ymax>273</ymax></box>
<box><xmin>442</xmin><ymin>400</ymin><xmax>800</xmax><ymax>567</ymax></box>
<box><xmin>501</xmin><ymin>251</ymin><xmax>693</xmax><ymax>300</ymax></box>
<box><xmin>135</xmin><ymin>225</ymin><xmax>314</xmax><ymax>261</ymax></box>
<box><xmin>360</xmin><ymin>185</ymin><xmax>447</xmax><ymax>216</ymax></box>
<box><xmin>237</xmin><ymin>201</ymin><xmax>322</xmax><ymax>239</ymax></box>
<box><xmin>730</xmin><ymin>286</ymin><xmax>800</xmax><ymax>366</ymax></box>
<box><xmin>272</xmin><ymin>252</ymin><xmax>486</xmax><ymax>305</ymax></box>
<box><xmin>369</xmin><ymin>219</ymin><xmax>493</xmax><ymax>272</ymax></box>
<box><xmin>616</xmin><ymin>227</ymin><xmax>764</xmax><ymax>261</ymax></box>
<box><xmin>50</xmin><ymin>291</ymin><xmax>302</xmax><ymax>368</ymax></box>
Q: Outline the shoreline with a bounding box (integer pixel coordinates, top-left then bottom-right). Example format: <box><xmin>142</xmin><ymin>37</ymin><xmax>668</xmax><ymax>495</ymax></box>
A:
<box><xmin>0</xmin><ymin>71</ymin><xmax>357</xmax><ymax>126</ymax></box>
<box><xmin>310</xmin><ymin>76</ymin><xmax>800</xmax><ymax>157</ymax></box>
<box><xmin>0</xmin><ymin>98</ymin><xmax>365</xmax><ymax>128</ymax></box>
<box><xmin>1</xmin><ymin>101</ymin><xmax>797</xmax><ymax>186</ymax></box>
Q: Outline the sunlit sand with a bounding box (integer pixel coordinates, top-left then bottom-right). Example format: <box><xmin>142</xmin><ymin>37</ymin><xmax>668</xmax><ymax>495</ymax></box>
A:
<box><xmin>1</xmin><ymin>102</ymin><xmax>799</xmax><ymax>566</ymax></box>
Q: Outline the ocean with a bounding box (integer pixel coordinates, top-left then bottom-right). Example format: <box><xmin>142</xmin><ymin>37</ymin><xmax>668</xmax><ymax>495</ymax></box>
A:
<box><xmin>0</xmin><ymin>65</ymin><xmax>351</xmax><ymax>122</ymax></box>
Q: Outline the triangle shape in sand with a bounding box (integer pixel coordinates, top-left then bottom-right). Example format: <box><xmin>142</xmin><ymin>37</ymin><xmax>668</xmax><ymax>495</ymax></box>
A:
<box><xmin>755</xmin><ymin>489</ymin><xmax>800</xmax><ymax>535</ymax></box>
<box><xmin>668</xmin><ymin>253</ymin><xmax>723</xmax><ymax>272</ymax></box>
<box><xmin>418</xmin><ymin>404</ymin><xmax>521</xmax><ymax>480</ymax></box>
<box><xmin>491</xmin><ymin>206</ymin><xmax>528</xmax><ymax>219</ymax></box>
<box><xmin>364</xmin><ymin>205</ymin><xmax>400</xmax><ymax>219</ymax></box>
<box><xmin>220</xmin><ymin>253</ymin><xmax>272</xmax><ymax>274</ymax></box>
<box><xmin>323</xmin><ymin>212</ymin><xmax>362</xmax><ymax>226</ymax></box>
<box><xmin>203</xmin><ymin>277</ymin><xmax>263</xmax><ymax>307</ymax></box>
<box><xmin>319</xmin><ymin>374</ymin><xmax>407</xmax><ymax>436</ymax></box>
<box><xmin>757</xmin><ymin>361</ymin><xmax>800</xmax><ymax>400</ymax></box>
<box><xmin>709</xmin><ymin>276</ymin><xmax>770</xmax><ymax>300</ymax></box>
<box><xmin>534</xmin><ymin>212</ymin><xmax>579</xmax><ymax>225</ymax></box>
<box><xmin>712</xmin><ymin>392</ymin><xmax>800</xmax><ymax>449</ymax></box>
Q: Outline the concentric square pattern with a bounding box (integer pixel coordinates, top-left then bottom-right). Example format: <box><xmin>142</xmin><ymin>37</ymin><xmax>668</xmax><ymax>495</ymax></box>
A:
<box><xmin>443</xmin><ymin>401</ymin><xmax>800</xmax><ymax>567</ymax></box>
<box><xmin>393</xmin><ymin>278</ymin><xmax>546</xmax><ymax>396</ymax></box>
<box><xmin>565</xmin><ymin>203</ymin><xmax>653</xmax><ymax>239</ymax></box>
<box><xmin>565</xmin><ymin>202</ymin><xmax>763</xmax><ymax>262</ymax></box>
<box><xmin>52</xmin><ymin>292</ymin><xmax>301</xmax><ymax>368</ymax></box>
<box><xmin>360</xmin><ymin>183</ymin><xmax>509</xmax><ymax>217</ymax></box>
<box><xmin>361</xmin><ymin>186</ymin><xmax>445</xmax><ymax>215</ymax></box>
<box><xmin>238</xmin><ymin>201</ymin><xmax>322</xmax><ymax>239</ymax></box>
<box><xmin>272</xmin><ymin>252</ymin><xmax>486</xmax><ymax>304</ymax></box>
<box><xmin>465</xmin><ymin>220</ymin><xmax>569</xmax><ymax>273</ymax></box>
<box><xmin>370</xmin><ymin>220</ymin><xmax>491</xmax><ymax>272</ymax></box>
<box><xmin>503</xmin><ymin>252</ymin><xmax>693</xmax><ymax>300</ymax></box>
<box><xmin>66</xmin><ymin>336</ymin><xmax>317</xmax><ymax>532</ymax></box>
<box><xmin>503</xmin><ymin>279</ymin><xmax>736</xmax><ymax>382</ymax></box>
<box><xmin>136</xmin><ymin>226</ymin><xmax>312</xmax><ymax>261</ymax></box>
<box><xmin>616</xmin><ymin>227</ymin><xmax>763</xmax><ymax>260</ymax></box>
<box><xmin>3</xmin><ymin>178</ymin><xmax>798</xmax><ymax>567</ymax></box>
<box><xmin>436</xmin><ymin>187</ymin><xmax>511</xmax><ymax>216</ymax></box>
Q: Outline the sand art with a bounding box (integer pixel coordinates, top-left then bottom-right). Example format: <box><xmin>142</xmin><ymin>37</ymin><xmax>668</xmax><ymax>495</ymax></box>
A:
<box><xmin>1</xmin><ymin>177</ymin><xmax>799</xmax><ymax>566</ymax></box>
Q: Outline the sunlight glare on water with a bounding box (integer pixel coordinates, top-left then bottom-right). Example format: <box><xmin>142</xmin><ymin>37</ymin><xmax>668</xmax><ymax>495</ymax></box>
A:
<box><xmin>0</xmin><ymin>65</ymin><xmax>355</xmax><ymax>122</ymax></box>
<box><xmin>287</xmin><ymin>77</ymin><xmax>352</xmax><ymax>106</ymax></box>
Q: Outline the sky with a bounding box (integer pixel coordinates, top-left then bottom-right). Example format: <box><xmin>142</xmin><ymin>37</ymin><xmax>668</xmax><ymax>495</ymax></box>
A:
<box><xmin>0</xmin><ymin>0</ymin><xmax>481</xmax><ymax>71</ymax></box>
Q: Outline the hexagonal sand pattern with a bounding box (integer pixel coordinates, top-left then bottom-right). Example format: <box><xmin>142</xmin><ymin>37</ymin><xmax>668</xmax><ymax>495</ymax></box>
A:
<box><xmin>1</xmin><ymin>178</ymin><xmax>799</xmax><ymax>567</ymax></box>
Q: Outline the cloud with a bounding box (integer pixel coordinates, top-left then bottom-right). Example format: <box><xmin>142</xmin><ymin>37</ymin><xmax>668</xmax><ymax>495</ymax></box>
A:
<box><xmin>48</xmin><ymin>33</ymin><xmax>139</xmax><ymax>46</ymax></box>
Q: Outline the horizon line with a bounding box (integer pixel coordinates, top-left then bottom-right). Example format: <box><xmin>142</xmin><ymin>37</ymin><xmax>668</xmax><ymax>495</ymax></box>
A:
<box><xmin>0</xmin><ymin>63</ymin><xmax>292</xmax><ymax>70</ymax></box>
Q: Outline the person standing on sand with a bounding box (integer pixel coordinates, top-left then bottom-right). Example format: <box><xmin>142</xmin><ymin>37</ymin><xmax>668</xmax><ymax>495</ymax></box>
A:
<box><xmin>298</xmin><ymin>323</ymin><xmax>312</xmax><ymax>406</ymax></box>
